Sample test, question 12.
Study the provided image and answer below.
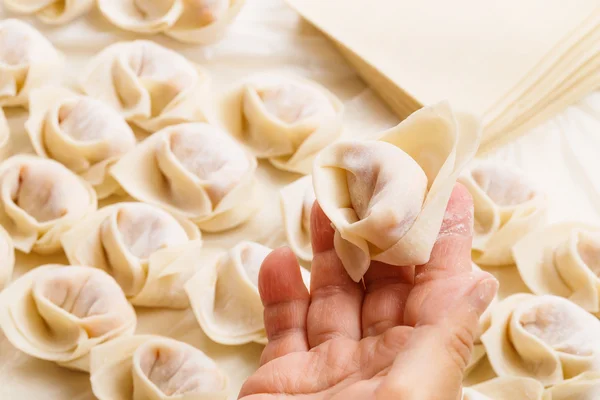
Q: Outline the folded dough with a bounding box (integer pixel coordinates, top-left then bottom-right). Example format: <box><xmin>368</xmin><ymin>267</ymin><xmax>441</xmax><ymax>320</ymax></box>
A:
<box><xmin>61</xmin><ymin>202</ymin><xmax>202</xmax><ymax>308</ymax></box>
<box><xmin>481</xmin><ymin>293</ymin><xmax>600</xmax><ymax>386</ymax></box>
<box><xmin>280</xmin><ymin>175</ymin><xmax>315</xmax><ymax>261</ymax></box>
<box><xmin>185</xmin><ymin>241</ymin><xmax>310</xmax><ymax>345</ymax></box>
<box><xmin>543</xmin><ymin>371</ymin><xmax>600</xmax><ymax>400</ymax></box>
<box><xmin>80</xmin><ymin>40</ymin><xmax>211</xmax><ymax>133</ymax></box>
<box><xmin>220</xmin><ymin>74</ymin><xmax>344</xmax><ymax>174</ymax></box>
<box><xmin>0</xmin><ymin>155</ymin><xmax>97</xmax><ymax>254</ymax></box>
<box><xmin>0</xmin><ymin>264</ymin><xmax>136</xmax><ymax>371</ymax></box>
<box><xmin>0</xmin><ymin>19</ymin><xmax>62</xmax><ymax>107</ymax></box>
<box><xmin>463</xmin><ymin>377</ymin><xmax>544</xmax><ymax>400</ymax></box>
<box><xmin>26</xmin><ymin>86</ymin><xmax>137</xmax><ymax>199</ymax></box>
<box><xmin>0</xmin><ymin>108</ymin><xmax>9</xmax><ymax>149</ymax></box>
<box><xmin>111</xmin><ymin>123</ymin><xmax>260</xmax><ymax>232</ymax></box>
<box><xmin>90</xmin><ymin>335</ymin><xmax>229</xmax><ymax>400</ymax></box>
<box><xmin>97</xmin><ymin>0</ymin><xmax>245</xmax><ymax>44</ymax></box>
<box><xmin>313</xmin><ymin>102</ymin><xmax>481</xmax><ymax>282</ymax></box>
<box><xmin>3</xmin><ymin>0</ymin><xmax>94</xmax><ymax>24</ymax></box>
<box><xmin>514</xmin><ymin>223</ymin><xmax>600</xmax><ymax>315</ymax></box>
<box><xmin>0</xmin><ymin>225</ymin><xmax>14</xmax><ymax>290</ymax></box>
<box><xmin>459</xmin><ymin>160</ymin><xmax>547</xmax><ymax>266</ymax></box>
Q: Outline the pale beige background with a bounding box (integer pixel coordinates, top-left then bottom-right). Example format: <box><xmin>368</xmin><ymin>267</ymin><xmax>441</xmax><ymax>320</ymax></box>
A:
<box><xmin>0</xmin><ymin>0</ymin><xmax>599</xmax><ymax>398</ymax></box>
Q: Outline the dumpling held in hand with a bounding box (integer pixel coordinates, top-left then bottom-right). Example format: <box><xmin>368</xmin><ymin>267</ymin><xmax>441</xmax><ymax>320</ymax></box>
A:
<box><xmin>90</xmin><ymin>335</ymin><xmax>229</xmax><ymax>400</ymax></box>
<box><xmin>26</xmin><ymin>86</ymin><xmax>137</xmax><ymax>198</ymax></box>
<box><xmin>0</xmin><ymin>155</ymin><xmax>97</xmax><ymax>254</ymax></box>
<box><xmin>313</xmin><ymin>102</ymin><xmax>481</xmax><ymax>282</ymax></box>
<box><xmin>0</xmin><ymin>19</ymin><xmax>62</xmax><ymax>106</ymax></box>
<box><xmin>62</xmin><ymin>202</ymin><xmax>202</xmax><ymax>308</ymax></box>
<box><xmin>221</xmin><ymin>74</ymin><xmax>344</xmax><ymax>174</ymax></box>
<box><xmin>0</xmin><ymin>265</ymin><xmax>136</xmax><ymax>371</ymax></box>
<box><xmin>111</xmin><ymin>123</ymin><xmax>260</xmax><ymax>232</ymax></box>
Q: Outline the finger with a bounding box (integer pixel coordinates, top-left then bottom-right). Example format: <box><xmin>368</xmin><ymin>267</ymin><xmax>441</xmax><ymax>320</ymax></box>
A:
<box><xmin>258</xmin><ymin>247</ymin><xmax>310</xmax><ymax>365</ymax></box>
<box><xmin>307</xmin><ymin>202</ymin><xmax>364</xmax><ymax>347</ymax></box>
<box><xmin>361</xmin><ymin>262</ymin><xmax>414</xmax><ymax>337</ymax></box>
<box><xmin>414</xmin><ymin>182</ymin><xmax>474</xmax><ymax>285</ymax></box>
<box><xmin>377</xmin><ymin>272</ymin><xmax>498</xmax><ymax>400</ymax></box>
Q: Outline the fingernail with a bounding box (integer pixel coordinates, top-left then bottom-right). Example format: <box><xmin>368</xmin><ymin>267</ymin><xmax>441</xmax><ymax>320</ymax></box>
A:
<box><xmin>467</xmin><ymin>278</ymin><xmax>498</xmax><ymax>316</ymax></box>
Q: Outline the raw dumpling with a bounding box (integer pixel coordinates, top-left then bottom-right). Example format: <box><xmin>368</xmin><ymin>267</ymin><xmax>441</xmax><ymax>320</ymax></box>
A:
<box><xmin>80</xmin><ymin>40</ymin><xmax>211</xmax><ymax>133</ymax></box>
<box><xmin>111</xmin><ymin>123</ymin><xmax>260</xmax><ymax>232</ymax></box>
<box><xmin>3</xmin><ymin>0</ymin><xmax>93</xmax><ymax>24</ymax></box>
<box><xmin>514</xmin><ymin>223</ymin><xmax>600</xmax><ymax>315</ymax></box>
<box><xmin>459</xmin><ymin>160</ymin><xmax>547</xmax><ymax>266</ymax></box>
<box><xmin>26</xmin><ymin>86</ymin><xmax>137</xmax><ymax>198</ymax></box>
<box><xmin>0</xmin><ymin>155</ymin><xmax>97</xmax><ymax>254</ymax></box>
<box><xmin>0</xmin><ymin>19</ymin><xmax>62</xmax><ymax>107</ymax></box>
<box><xmin>90</xmin><ymin>335</ymin><xmax>229</xmax><ymax>400</ymax></box>
<box><xmin>61</xmin><ymin>202</ymin><xmax>202</xmax><ymax>308</ymax></box>
<box><xmin>0</xmin><ymin>225</ymin><xmax>15</xmax><ymax>290</ymax></box>
<box><xmin>463</xmin><ymin>377</ymin><xmax>544</xmax><ymax>400</ymax></box>
<box><xmin>0</xmin><ymin>264</ymin><xmax>136</xmax><ymax>371</ymax></box>
<box><xmin>481</xmin><ymin>294</ymin><xmax>600</xmax><ymax>386</ymax></box>
<box><xmin>313</xmin><ymin>102</ymin><xmax>481</xmax><ymax>282</ymax></box>
<box><xmin>280</xmin><ymin>175</ymin><xmax>315</xmax><ymax>261</ymax></box>
<box><xmin>0</xmin><ymin>108</ymin><xmax>9</xmax><ymax>149</ymax></box>
<box><xmin>221</xmin><ymin>74</ymin><xmax>344</xmax><ymax>174</ymax></box>
<box><xmin>185</xmin><ymin>241</ymin><xmax>310</xmax><ymax>345</ymax></box>
<box><xmin>543</xmin><ymin>371</ymin><xmax>600</xmax><ymax>400</ymax></box>
<box><xmin>97</xmin><ymin>0</ymin><xmax>245</xmax><ymax>44</ymax></box>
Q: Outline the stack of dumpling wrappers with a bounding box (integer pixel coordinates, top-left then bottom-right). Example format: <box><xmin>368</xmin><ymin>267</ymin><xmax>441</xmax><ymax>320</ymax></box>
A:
<box><xmin>286</xmin><ymin>0</ymin><xmax>600</xmax><ymax>153</ymax></box>
<box><xmin>1</xmin><ymin>0</ymin><xmax>600</xmax><ymax>400</ymax></box>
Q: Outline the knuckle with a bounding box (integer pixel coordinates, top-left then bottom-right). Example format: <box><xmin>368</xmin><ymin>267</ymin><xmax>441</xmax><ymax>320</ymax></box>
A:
<box><xmin>445</xmin><ymin>324</ymin><xmax>475</xmax><ymax>371</ymax></box>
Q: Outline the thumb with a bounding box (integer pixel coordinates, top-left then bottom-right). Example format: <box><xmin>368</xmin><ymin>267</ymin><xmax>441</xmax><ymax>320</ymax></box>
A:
<box><xmin>377</xmin><ymin>272</ymin><xmax>498</xmax><ymax>400</ymax></box>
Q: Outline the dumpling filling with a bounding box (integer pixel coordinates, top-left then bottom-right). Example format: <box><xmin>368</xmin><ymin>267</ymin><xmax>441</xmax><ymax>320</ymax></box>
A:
<box><xmin>255</xmin><ymin>81</ymin><xmax>336</xmax><ymax>125</ymax></box>
<box><xmin>169</xmin><ymin>127</ymin><xmax>250</xmax><ymax>205</ymax></box>
<box><xmin>576</xmin><ymin>231</ymin><xmax>600</xmax><ymax>278</ymax></box>
<box><xmin>136</xmin><ymin>340</ymin><xmax>226</xmax><ymax>396</ymax></box>
<box><xmin>106</xmin><ymin>204</ymin><xmax>189</xmax><ymax>260</ymax></box>
<box><xmin>471</xmin><ymin>163</ymin><xmax>537</xmax><ymax>207</ymax></box>
<box><xmin>519</xmin><ymin>299</ymin><xmax>599</xmax><ymax>356</ymax></box>
<box><xmin>13</xmin><ymin>162</ymin><xmax>90</xmax><ymax>223</ymax></box>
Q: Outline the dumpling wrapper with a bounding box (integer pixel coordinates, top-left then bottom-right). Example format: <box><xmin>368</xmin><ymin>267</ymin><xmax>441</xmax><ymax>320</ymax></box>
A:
<box><xmin>280</xmin><ymin>175</ymin><xmax>315</xmax><ymax>261</ymax></box>
<box><xmin>90</xmin><ymin>335</ymin><xmax>229</xmax><ymax>400</ymax></box>
<box><xmin>459</xmin><ymin>160</ymin><xmax>547</xmax><ymax>266</ymax></box>
<box><xmin>111</xmin><ymin>122</ymin><xmax>260</xmax><ymax>232</ymax></box>
<box><xmin>80</xmin><ymin>40</ymin><xmax>211</xmax><ymax>133</ymax></box>
<box><xmin>62</xmin><ymin>202</ymin><xmax>202</xmax><ymax>308</ymax></box>
<box><xmin>3</xmin><ymin>0</ymin><xmax>94</xmax><ymax>25</ymax></box>
<box><xmin>0</xmin><ymin>19</ymin><xmax>62</xmax><ymax>107</ymax></box>
<box><xmin>185</xmin><ymin>241</ymin><xmax>310</xmax><ymax>345</ymax></box>
<box><xmin>26</xmin><ymin>86</ymin><xmax>137</xmax><ymax>199</ymax></box>
<box><xmin>313</xmin><ymin>102</ymin><xmax>481</xmax><ymax>282</ymax></box>
<box><xmin>0</xmin><ymin>155</ymin><xmax>97</xmax><ymax>254</ymax></box>
<box><xmin>543</xmin><ymin>371</ymin><xmax>600</xmax><ymax>400</ymax></box>
<box><xmin>220</xmin><ymin>74</ymin><xmax>344</xmax><ymax>174</ymax></box>
<box><xmin>481</xmin><ymin>293</ymin><xmax>600</xmax><ymax>387</ymax></box>
<box><xmin>0</xmin><ymin>108</ymin><xmax>9</xmax><ymax>149</ymax></box>
<box><xmin>463</xmin><ymin>376</ymin><xmax>544</xmax><ymax>400</ymax></box>
<box><xmin>0</xmin><ymin>264</ymin><xmax>136</xmax><ymax>371</ymax></box>
<box><xmin>97</xmin><ymin>0</ymin><xmax>246</xmax><ymax>45</ymax></box>
<box><xmin>0</xmin><ymin>224</ymin><xmax>15</xmax><ymax>290</ymax></box>
<box><xmin>514</xmin><ymin>222</ymin><xmax>600</xmax><ymax>315</ymax></box>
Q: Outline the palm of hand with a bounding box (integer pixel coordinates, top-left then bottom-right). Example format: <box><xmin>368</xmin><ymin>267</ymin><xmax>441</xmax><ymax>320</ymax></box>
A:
<box><xmin>239</xmin><ymin>185</ymin><xmax>497</xmax><ymax>400</ymax></box>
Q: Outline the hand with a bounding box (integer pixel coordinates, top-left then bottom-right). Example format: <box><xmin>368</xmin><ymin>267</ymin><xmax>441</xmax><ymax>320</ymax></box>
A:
<box><xmin>239</xmin><ymin>184</ymin><xmax>498</xmax><ymax>400</ymax></box>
